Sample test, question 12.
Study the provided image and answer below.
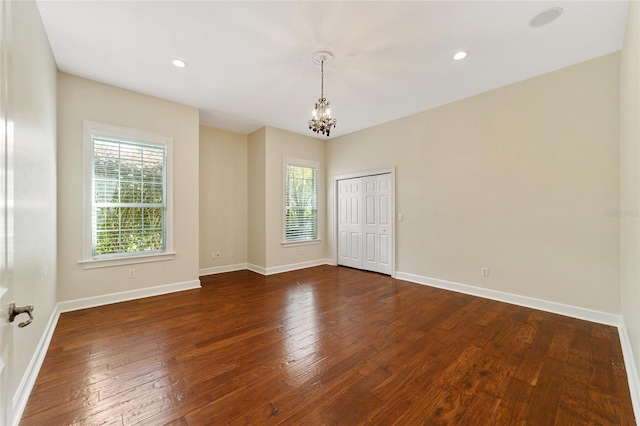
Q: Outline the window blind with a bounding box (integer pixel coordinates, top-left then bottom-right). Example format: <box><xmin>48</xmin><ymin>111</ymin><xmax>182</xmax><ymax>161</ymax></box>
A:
<box><xmin>285</xmin><ymin>163</ymin><xmax>318</xmax><ymax>242</ymax></box>
<box><xmin>92</xmin><ymin>137</ymin><xmax>166</xmax><ymax>257</ymax></box>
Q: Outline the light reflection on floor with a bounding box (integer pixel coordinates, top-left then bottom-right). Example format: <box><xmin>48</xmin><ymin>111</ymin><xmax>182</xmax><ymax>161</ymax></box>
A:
<box><xmin>280</xmin><ymin>283</ymin><xmax>322</xmax><ymax>386</ymax></box>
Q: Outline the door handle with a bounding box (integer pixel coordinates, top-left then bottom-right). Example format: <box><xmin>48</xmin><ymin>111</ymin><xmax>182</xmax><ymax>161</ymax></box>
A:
<box><xmin>8</xmin><ymin>302</ymin><xmax>34</xmax><ymax>328</ymax></box>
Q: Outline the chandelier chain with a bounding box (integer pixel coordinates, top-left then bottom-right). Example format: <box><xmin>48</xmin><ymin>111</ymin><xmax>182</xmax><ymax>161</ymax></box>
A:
<box><xmin>321</xmin><ymin>60</ymin><xmax>324</xmax><ymax>100</ymax></box>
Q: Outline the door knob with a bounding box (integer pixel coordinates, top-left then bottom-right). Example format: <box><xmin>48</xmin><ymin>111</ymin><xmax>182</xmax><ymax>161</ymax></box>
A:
<box><xmin>8</xmin><ymin>302</ymin><xmax>34</xmax><ymax>328</ymax></box>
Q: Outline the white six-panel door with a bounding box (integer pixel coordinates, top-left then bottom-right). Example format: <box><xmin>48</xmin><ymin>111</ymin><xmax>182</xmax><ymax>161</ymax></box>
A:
<box><xmin>338</xmin><ymin>178</ymin><xmax>363</xmax><ymax>269</ymax></box>
<box><xmin>338</xmin><ymin>173</ymin><xmax>392</xmax><ymax>275</ymax></box>
<box><xmin>362</xmin><ymin>174</ymin><xmax>392</xmax><ymax>274</ymax></box>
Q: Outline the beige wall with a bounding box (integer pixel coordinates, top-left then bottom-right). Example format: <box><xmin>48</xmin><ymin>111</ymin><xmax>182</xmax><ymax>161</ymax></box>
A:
<box><xmin>199</xmin><ymin>126</ymin><xmax>248</xmax><ymax>270</ymax></box>
<box><xmin>264</xmin><ymin>127</ymin><xmax>326</xmax><ymax>269</ymax></box>
<box><xmin>8</xmin><ymin>1</ymin><xmax>635</xmax><ymax>419</ymax></box>
<box><xmin>247</xmin><ymin>127</ymin><xmax>267</xmax><ymax>268</ymax></box>
<box><xmin>621</xmin><ymin>0</ymin><xmax>640</xmax><ymax>382</ymax></box>
<box><xmin>327</xmin><ymin>53</ymin><xmax>621</xmax><ymax>314</ymax></box>
<box><xmin>246</xmin><ymin>126</ymin><xmax>327</xmax><ymax>271</ymax></box>
<box><xmin>8</xmin><ymin>0</ymin><xmax>58</xmax><ymax>420</ymax></box>
<box><xmin>57</xmin><ymin>73</ymin><xmax>200</xmax><ymax>301</ymax></box>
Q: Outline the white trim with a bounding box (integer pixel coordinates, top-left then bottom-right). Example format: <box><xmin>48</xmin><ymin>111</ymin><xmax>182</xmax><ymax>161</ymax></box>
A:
<box><xmin>395</xmin><ymin>270</ymin><xmax>640</xmax><ymax>419</ymax></box>
<box><xmin>333</xmin><ymin>168</ymin><xmax>396</xmax><ymax>182</ymax></box>
<box><xmin>264</xmin><ymin>259</ymin><xmax>331</xmax><ymax>276</ymax></box>
<box><xmin>395</xmin><ymin>271</ymin><xmax>620</xmax><ymax>325</ymax></box>
<box><xmin>247</xmin><ymin>259</ymin><xmax>332</xmax><ymax>276</ymax></box>
<box><xmin>333</xmin><ymin>168</ymin><xmax>396</xmax><ymax>276</ymax></box>
<box><xmin>618</xmin><ymin>318</ymin><xmax>640</xmax><ymax>420</ymax></box>
<box><xmin>9</xmin><ymin>267</ymin><xmax>640</xmax><ymax>424</ymax></box>
<box><xmin>81</xmin><ymin>120</ymin><xmax>174</xmax><ymax>263</ymax></box>
<box><xmin>199</xmin><ymin>263</ymin><xmax>248</xmax><ymax>276</ymax></box>
<box><xmin>11</xmin><ymin>279</ymin><xmax>200</xmax><ymax>425</ymax></box>
<box><xmin>283</xmin><ymin>156</ymin><xmax>320</xmax><ymax>244</ymax></box>
<box><xmin>247</xmin><ymin>263</ymin><xmax>267</xmax><ymax>275</ymax></box>
<box><xmin>56</xmin><ymin>280</ymin><xmax>201</xmax><ymax>313</ymax></box>
<box><xmin>11</xmin><ymin>304</ymin><xmax>61</xmax><ymax>424</ymax></box>
<box><xmin>284</xmin><ymin>156</ymin><xmax>319</xmax><ymax>170</ymax></box>
<box><xmin>281</xmin><ymin>239</ymin><xmax>321</xmax><ymax>247</ymax></box>
<box><xmin>78</xmin><ymin>251</ymin><xmax>176</xmax><ymax>269</ymax></box>
<box><xmin>204</xmin><ymin>259</ymin><xmax>337</xmax><ymax>277</ymax></box>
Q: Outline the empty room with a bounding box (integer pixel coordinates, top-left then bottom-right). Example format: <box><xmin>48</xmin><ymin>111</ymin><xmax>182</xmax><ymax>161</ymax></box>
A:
<box><xmin>1</xmin><ymin>0</ymin><xmax>639</xmax><ymax>424</ymax></box>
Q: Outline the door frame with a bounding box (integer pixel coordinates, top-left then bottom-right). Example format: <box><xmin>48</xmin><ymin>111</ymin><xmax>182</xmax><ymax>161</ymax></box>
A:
<box><xmin>333</xmin><ymin>167</ymin><xmax>396</xmax><ymax>277</ymax></box>
<box><xmin>0</xmin><ymin>1</ymin><xmax>13</xmax><ymax>423</ymax></box>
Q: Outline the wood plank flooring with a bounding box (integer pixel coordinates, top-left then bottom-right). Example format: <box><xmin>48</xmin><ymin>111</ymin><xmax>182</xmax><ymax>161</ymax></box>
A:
<box><xmin>20</xmin><ymin>266</ymin><xmax>636</xmax><ymax>425</ymax></box>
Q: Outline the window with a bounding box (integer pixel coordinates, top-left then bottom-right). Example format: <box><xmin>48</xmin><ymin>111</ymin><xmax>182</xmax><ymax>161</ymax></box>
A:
<box><xmin>284</xmin><ymin>158</ymin><xmax>319</xmax><ymax>243</ymax></box>
<box><xmin>82</xmin><ymin>121</ymin><xmax>174</xmax><ymax>267</ymax></box>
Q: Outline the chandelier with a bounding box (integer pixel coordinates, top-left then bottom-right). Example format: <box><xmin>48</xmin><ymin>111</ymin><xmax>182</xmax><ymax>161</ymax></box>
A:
<box><xmin>308</xmin><ymin>52</ymin><xmax>337</xmax><ymax>137</ymax></box>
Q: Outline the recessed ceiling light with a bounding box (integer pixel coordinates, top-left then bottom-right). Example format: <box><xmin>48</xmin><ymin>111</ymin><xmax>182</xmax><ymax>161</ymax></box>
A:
<box><xmin>170</xmin><ymin>58</ymin><xmax>188</xmax><ymax>68</ymax></box>
<box><xmin>453</xmin><ymin>51</ymin><xmax>469</xmax><ymax>61</ymax></box>
<box><xmin>530</xmin><ymin>7</ymin><xmax>563</xmax><ymax>28</ymax></box>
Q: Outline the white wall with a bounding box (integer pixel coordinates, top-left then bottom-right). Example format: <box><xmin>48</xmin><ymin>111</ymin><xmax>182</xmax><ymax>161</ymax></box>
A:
<box><xmin>7</xmin><ymin>0</ymin><xmax>57</xmax><ymax>422</ymax></box>
<box><xmin>57</xmin><ymin>73</ymin><xmax>200</xmax><ymax>301</ymax></box>
<box><xmin>327</xmin><ymin>53</ymin><xmax>621</xmax><ymax>314</ymax></box>
<box><xmin>620</xmin><ymin>0</ymin><xmax>640</xmax><ymax>385</ymax></box>
<box><xmin>199</xmin><ymin>126</ymin><xmax>248</xmax><ymax>272</ymax></box>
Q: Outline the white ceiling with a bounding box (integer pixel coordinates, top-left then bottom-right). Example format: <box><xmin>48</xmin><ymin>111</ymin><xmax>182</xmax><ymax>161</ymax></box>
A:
<box><xmin>36</xmin><ymin>1</ymin><xmax>629</xmax><ymax>139</ymax></box>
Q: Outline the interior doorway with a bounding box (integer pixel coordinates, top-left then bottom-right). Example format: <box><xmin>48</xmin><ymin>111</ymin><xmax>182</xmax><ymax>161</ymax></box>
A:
<box><xmin>336</xmin><ymin>170</ymin><xmax>394</xmax><ymax>275</ymax></box>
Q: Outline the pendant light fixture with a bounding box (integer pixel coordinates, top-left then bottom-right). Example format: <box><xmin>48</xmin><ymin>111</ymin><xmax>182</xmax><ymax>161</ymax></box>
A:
<box><xmin>308</xmin><ymin>51</ymin><xmax>337</xmax><ymax>137</ymax></box>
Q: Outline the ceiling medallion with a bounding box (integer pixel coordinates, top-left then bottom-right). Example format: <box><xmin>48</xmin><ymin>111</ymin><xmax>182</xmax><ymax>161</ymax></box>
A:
<box><xmin>308</xmin><ymin>51</ymin><xmax>337</xmax><ymax>137</ymax></box>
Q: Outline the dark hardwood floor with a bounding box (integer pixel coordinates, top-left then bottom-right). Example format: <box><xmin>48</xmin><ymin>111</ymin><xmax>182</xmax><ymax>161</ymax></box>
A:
<box><xmin>21</xmin><ymin>266</ymin><xmax>635</xmax><ymax>425</ymax></box>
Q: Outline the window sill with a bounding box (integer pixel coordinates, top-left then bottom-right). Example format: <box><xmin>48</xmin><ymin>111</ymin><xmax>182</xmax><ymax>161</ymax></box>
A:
<box><xmin>78</xmin><ymin>252</ymin><xmax>176</xmax><ymax>269</ymax></box>
<box><xmin>281</xmin><ymin>239</ymin><xmax>322</xmax><ymax>248</ymax></box>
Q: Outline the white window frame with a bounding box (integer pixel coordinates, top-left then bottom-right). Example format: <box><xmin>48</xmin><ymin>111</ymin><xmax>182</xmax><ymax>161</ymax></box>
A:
<box><xmin>282</xmin><ymin>157</ymin><xmax>321</xmax><ymax>247</ymax></box>
<box><xmin>79</xmin><ymin>120</ymin><xmax>175</xmax><ymax>269</ymax></box>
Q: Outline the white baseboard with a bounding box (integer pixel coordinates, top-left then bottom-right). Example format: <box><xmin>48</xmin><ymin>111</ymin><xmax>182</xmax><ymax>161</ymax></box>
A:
<box><xmin>11</xmin><ymin>278</ymin><xmax>202</xmax><ymax>425</ymax></box>
<box><xmin>247</xmin><ymin>259</ymin><xmax>332</xmax><ymax>276</ymax></box>
<box><xmin>247</xmin><ymin>263</ymin><xmax>267</xmax><ymax>275</ymax></box>
<box><xmin>396</xmin><ymin>270</ymin><xmax>639</xmax><ymax>421</ymax></box>
<box><xmin>203</xmin><ymin>259</ymin><xmax>336</xmax><ymax>277</ymax></box>
<box><xmin>395</xmin><ymin>271</ymin><xmax>620</xmax><ymax>326</ymax></box>
<box><xmin>618</xmin><ymin>318</ymin><xmax>640</xmax><ymax>421</ymax></box>
<box><xmin>57</xmin><ymin>279</ymin><xmax>202</xmax><ymax>313</ymax></box>
<box><xmin>199</xmin><ymin>263</ymin><xmax>248</xmax><ymax>276</ymax></box>
<box><xmin>264</xmin><ymin>259</ymin><xmax>332</xmax><ymax>275</ymax></box>
<box><xmin>13</xmin><ymin>268</ymin><xmax>639</xmax><ymax>424</ymax></box>
<box><xmin>11</xmin><ymin>304</ymin><xmax>61</xmax><ymax>426</ymax></box>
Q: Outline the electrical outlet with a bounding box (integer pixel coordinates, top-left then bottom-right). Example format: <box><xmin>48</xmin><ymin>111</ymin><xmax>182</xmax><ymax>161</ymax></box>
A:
<box><xmin>230</xmin><ymin>250</ymin><xmax>235</xmax><ymax>257</ymax></box>
<box><xmin>215</xmin><ymin>252</ymin><xmax>221</xmax><ymax>258</ymax></box>
<box><xmin>128</xmin><ymin>268</ymin><xmax>136</xmax><ymax>279</ymax></box>
<box><xmin>482</xmin><ymin>267</ymin><xmax>489</xmax><ymax>277</ymax></box>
